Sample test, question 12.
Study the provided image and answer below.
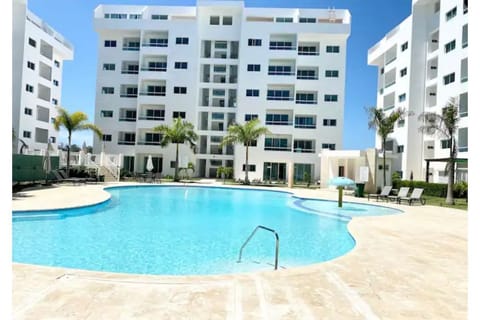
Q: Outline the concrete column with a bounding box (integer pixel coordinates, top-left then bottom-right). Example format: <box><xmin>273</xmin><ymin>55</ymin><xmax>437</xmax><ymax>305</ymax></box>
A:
<box><xmin>288</xmin><ymin>161</ymin><xmax>294</xmax><ymax>188</ymax></box>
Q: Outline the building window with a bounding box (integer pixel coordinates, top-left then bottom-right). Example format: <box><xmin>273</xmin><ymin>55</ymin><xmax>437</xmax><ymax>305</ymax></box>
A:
<box><xmin>458</xmin><ymin>127</ymin><xmax>468</xmax><ymax>152</ymax></box>
<box><xmin>248</xmin><ymin>38</ymin><xmax>262</xmax><ymax>46</ymax></box>
<box><xmin>299</xmin><ymin>17</ymin><xmax>316</xmax><ymax>23</ymax></box>
<box><xmin>441</xmin><ymin>139</ymin><xmax>451</xmax><ymax>149</ymax></box>
<box><xmin>54</xmin><ymin>60</ymin><xmax>60</xmax><ymax>68</ymax></box>
<box><xmin>24</xmin><ymin>107</ymin><xmax>32</xmax><ymax>115</ymax></box>
<box><xmin>247</xmin><ymin>64</ymin><xmax>261</xmax><ymax>72</ymax></box>
<box><xmin>401</xmin><ymin>42</ymin><xmax>408</xmax><ymax>51</ymax></box>
<box><xmin>103</xmin><ymin>63</ymin><xmax>115</xmax><ymax>71</ymax></box>
<box><xmin>459</xmin><ymin>92</ymin><xmax>468</xmax><ymax>117</ymax></box>
<box><xmin>50</xmin><ymin>137</ymin><xmax>56</xmax><ymax>143</ymax></box>
<box><xmin>324</xmin><ymin>94</ymin><xmax>338</xmax><ymax>102</ymax></box>
<box><xmin>323</xmin><ymin>119</ymin><xmax>337</xmax><ymax>126</ymax></box>
<box><xmin>173</xmin><ymin>86</ymin><xmax>187</xmax><ymax>94</ymax></box>
<box><xmin>102</xmin><ymin>134</ymin><xmax>112</xmax><ymax>142</ymax></box>
<box><xmin>52</xmin><ymin>98</ymin><xmax>58</xmax><ymax>105</ymax></box>
<box><xmin>25</xmin><ymin>84</ymin><xmax>34</xmax><ymax>93</ymax></box>
<box><xmin>275</xmin><ymin>17</ymin><xmax>293</xmax><ymax>23</ymax></box>
<box><xmin>398</xmin><ymin>93</ymin><xmax>406</xmax><ymax>102</ymax></box>
<box><xmin>151</xmin><ymin>14</ymin><xmax>168</xmax><ymax>20</ymax></box>
<box><xmin>464</xmin><ymin>0</ymin><xmax>468</xmax><ymax>13</ymax></box>
<box><xmin>246</xmin><ymin>89</ymin><xmax>259</xmax><ymax>97</ymax></box>
<box><xmin>53</xmin><ymin>80</ymin><xmax>59</xmax><ymax>86</ymax></box>
<box><xmin>23</xmin><ymin>131</ymin><xmax>31</xmax><ymax>138</ymax></box>
<box><xmin>175</xmin><ymin>37</ymin><xmax>189</xmax><ymax>45</ymax></box>
<box><xmin>245</xmin><ymin>114</ymin><xmax>258</xmax><ymax>121</ymax></box>
<box><xmin>325</xmin><ymin>70</ymin><xmax>339</xmax><ymax>78</ymax></box>
<box><xmin>326</xmin><ymin>45</ymin><xmax>340</xmax><ymax>53</ymax></box>
<box><xmin>322</xmin><ymin>143</ymin><xmax>336</xmax><ymax>150</ymax></box>
<box><xmin>444</xmin><ymin>40</ymin><xmax>456</xmax><ymax>53</ymax></box>
<box><xmin>173</xmin><ymin>111</ymin><xmax>186</xmax><ymax>119</ymax></box>
<box><xmin>242</xmin><ymin>164</ymin><xmax>256</xmax><ymax>172</ymax></box>
<box><xmin>446</xmin><ymin>7</ymin><xmax>457</xmax><ymax>21</ymax></box>
<box><xmin>397</xmin><ymin>145</ymin><xmax>404</xmax><ymax>153</ymax></box>
<box><xmin>400</xmin><ymin>68</ymin><xmax>407</xmax><ymax>77</ymax></box>
<box><xmin>174</xmin><ymin>62</ymin><xmax>188</xmax><ymax>69</ymax></box>
<box><xmin>28</xmin><ymin>37</ymin><xmax>36</xmax><ymax>47</ymax></box>
<box><xmin>462</xmin><ymin>24</ymin><xmax>468</xmax><ymax>48</ymax></box>
<box><xmin>101</xmin><ymin>110</ymin><xmax>113</xmax><ymax>117</ymax></box>
<box><xmin>443</xmin><ymin>73</ymin><xmax>455</xmax><ymax>85</ymax></box>
<box><xmin>102</xmin><ymin>87</ymin><xmax>114</xmax><ymax>94</ymax></box>
<box><xmin>397</xmin><ymin>119</ymin><xmax>405</xmax><ymax>127</ymax></box>
<box><xmin>210</xmin><ymin>16</ymin><xmax>220</xmax><ymax>25</ymax></box>
<box><xmin>129</xmin><ymin>14</ymin><xmax>142</xmax><ymax>19</ymax></box>
<box><xmin>104</xmin><ymin>40</ymin><xmax>117</xmax><ymax>47</ymax></box>
<box><xmin>223</xmin><ymin>16</ymin><xmax>233</xmax><ymax>25</ymax></box>
<box><xmin>27</xmin><ymin>61</ymin><xmax>35</xmax><ymax>70</ymax></box>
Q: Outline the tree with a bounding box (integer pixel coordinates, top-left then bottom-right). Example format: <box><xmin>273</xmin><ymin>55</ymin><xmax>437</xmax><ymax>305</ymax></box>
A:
<box><xmin>216</xmin><ymin>166</ymin><xmax>233</xmax><ymax>184</ymax></box>
<box><xmin>366</xmin><ymin>107</ymin><xmax>406</xmax><ymax>188</ymax></box>
<box><xmin>53</xmin><ymin>108</ymin><xmax>102</xmax><ymax>177</ymax></box>
<box><xmin>418</xmin><ymin>98</ymin><xmax>460</xmax><ymax>205</ymax></box>
<box><xmin>221</xmin><ymin>119</ymin><xmax>269</xmax><ymax>184</ymax></box>
<box><xmin>153</xmin><ymin>117</ymin><xmax>198</xmax><ymax>182</ymax></box>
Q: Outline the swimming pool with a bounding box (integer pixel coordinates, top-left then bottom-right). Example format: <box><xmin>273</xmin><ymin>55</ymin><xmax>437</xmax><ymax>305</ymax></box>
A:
<box><xmin>12</xmin><ymin>186</ymin><xmax>400</xmax><ymax>275</ymax></box>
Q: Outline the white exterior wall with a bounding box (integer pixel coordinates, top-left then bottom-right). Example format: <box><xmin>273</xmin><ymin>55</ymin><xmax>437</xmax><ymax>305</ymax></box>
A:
<box><xmin>368</xmin><ymin>0</ymin><xmax>468</xmax><ymax>183</ymax></box>
<box><xmin>93</xmin><ymin>0</ymin><xmax>350</xmax><ymax>181</ymax></box>
<box><xmin>12</xmin><ymin>0</ymin><xmax>74</xmax><ymax>153</ymax></box>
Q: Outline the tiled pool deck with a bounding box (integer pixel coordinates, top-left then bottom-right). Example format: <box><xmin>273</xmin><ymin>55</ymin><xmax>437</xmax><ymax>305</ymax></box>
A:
<box><xmin>12</xmin><ymin>182</ymin><xmax>467</xmax><ymax>319</ymax></box>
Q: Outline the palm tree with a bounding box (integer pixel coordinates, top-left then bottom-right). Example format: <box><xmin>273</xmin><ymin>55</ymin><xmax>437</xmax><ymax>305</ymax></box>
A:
<box><xmin>418</xmin><ymin>98</ymin><xmax>459</xmax><ymax>205</ymax></box>
<box><xmin>221</xmin><ymin>119</ymin><xmax>269</xmax><ymax>184</ymax></box>
<box><xmin>366</xmin><ymin>107</ymin><xmax>406</xmax><ymax>188</ymax></box>
<box><xmin>53</xmin><ymin>108</ymin><xmax>102</xmax><ymax>177</ymax></box>
<box><xmin>153</xmin><ymin>117</ymin><xmax>198</xmax><ymax>182</ymax></box>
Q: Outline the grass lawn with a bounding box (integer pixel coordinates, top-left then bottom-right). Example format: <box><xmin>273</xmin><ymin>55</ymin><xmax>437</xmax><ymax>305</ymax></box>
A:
<box><xmin>422</xmin><ymin>195</ymin><xmax>468</xmax><ymax>210</ymax></box>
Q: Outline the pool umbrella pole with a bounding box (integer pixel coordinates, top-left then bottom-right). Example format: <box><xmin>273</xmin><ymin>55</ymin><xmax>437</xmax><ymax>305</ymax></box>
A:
<box><xmin>328</xmin><ymin>177</ymin><xmax>355</xmax><ymax>208</ymax></box>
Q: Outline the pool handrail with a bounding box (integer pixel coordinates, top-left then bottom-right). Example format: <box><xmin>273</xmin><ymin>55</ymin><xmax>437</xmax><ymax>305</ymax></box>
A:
<box><xmin>237</xmin><ymin>225</ymin><xmax>279</xmax><ymax>270</ymax></box>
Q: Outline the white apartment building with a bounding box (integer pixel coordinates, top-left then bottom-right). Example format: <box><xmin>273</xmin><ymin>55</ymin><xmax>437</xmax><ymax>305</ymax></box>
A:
<box><xmin>93</xmin><ymin>0</ymin><xmax>350</xmax><ymax>181</ymax></box>
<box><xmin>12</xmin><ymin>0</ymin><xmax>74</xmax><ymax>154</ymax></box>
<box><xmin>368</xmin><ymin>0</ymin><xmax>468</xmax><ymax>184</ymax></box>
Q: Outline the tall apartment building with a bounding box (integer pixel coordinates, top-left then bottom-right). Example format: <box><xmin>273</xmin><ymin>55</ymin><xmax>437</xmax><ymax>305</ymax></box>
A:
<box><xmin>93</xmin><ymin>0</ymin><xmax>350</xmax><ymax>181</ymax></box>
<box><xmin>12</xmin><ymin>0</ymin><xmax>74</xmax><ymax>154</ymax></box>
<box><xmin>368</xmin><ymin>0</ymin><xmax>468</xmax><ymax>184</ymax></box>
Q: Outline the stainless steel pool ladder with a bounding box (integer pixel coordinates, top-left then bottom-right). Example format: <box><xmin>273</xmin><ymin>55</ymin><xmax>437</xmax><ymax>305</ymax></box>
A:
<box><xmin>237</xmin><ymin>225</ymin><xmax>279</xmax><ymax>270</ymax></box>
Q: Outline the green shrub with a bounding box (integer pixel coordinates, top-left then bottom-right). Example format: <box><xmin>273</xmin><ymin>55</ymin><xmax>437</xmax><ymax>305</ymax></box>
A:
<box><xmin>398</xmin><ymin>180</ymin><xmax>447</xmax><ymax>197</ymax></box>
<box><xmin>391</xmin><ymin>171</ymin><xmax>402</xmax><ymax>189</ymax></box>
<box><xmin>453</xmin><ymin>181</ymin><xmax>468</xmax><ymax>198</ymax></box>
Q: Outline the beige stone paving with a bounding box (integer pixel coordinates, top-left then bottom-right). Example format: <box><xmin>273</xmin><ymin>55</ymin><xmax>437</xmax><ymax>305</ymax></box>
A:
<box><xmin>12</xmin><ymin>183</ymin><xmax>467</xmax><ymax>319</ymax></box>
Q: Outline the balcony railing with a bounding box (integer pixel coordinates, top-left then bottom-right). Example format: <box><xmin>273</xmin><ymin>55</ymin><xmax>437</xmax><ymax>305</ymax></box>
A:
<box><xmin>139</xmin><ymin>91</ymin><xmax>166</xmax><ymax>96</ymax></box>
<box><xmin>138</xmin><ymin>115</ymin><xmax>165</xmax><ymax>120</ymax></box>
<box><xmin>264</xmin><ymin>146</ymin><xmax>291</xmax><ymax>151</ymax></box>
<box><xmin>142</xmin><ymin>42</ymin><xmax>168</xmax><ymax>47</ymax></box>
<box><xmin>384</xmin><ymin>81</ymin><xmax>396</xmax><ymax>88</ymax></box>
<box><xmin>385</xmin><ymin>56</ymin><xmax>397</xmax><ymax>65</ymax></box>
<box><xmin>121</xmin><ymin>69</ymin><xmax>139</xmax><ymax>74</ymax></box>
<box><xmin>269</xmin><ymin>42</ymin><xmax>296</xmax><ymax>50</ymax></box>
<box><xmin>268</xmin><ymin>71</ymin><xmax>295</xmax><ymax>76</ymax></box>
<box><xmin>120</xmin><ymin>93</ymin><xmax>138</xmax><ymax>98</ymax></box>
<box><xmin>141</xmin><ymin>66</ymin><xmax>167</xmax><ymax>72</ymax></box>
<box><xmin>296</xmin><ymin>75</ymin><xmax>318</xmax><ymax>80</ymax></box>
<box><xmin>295</xmin><ymin>99</ymin><xmax>317</xmax><ymax>104</ymax></box>
<box><xmin>123</xmin><ymin>46</ymin><xmax>140</xmax><ymax>51</ymax></box>
<box><xmin>119</xmin><ymin>117</ymin><xmax>136</xmax><ymax>122</ymax></box>
<box><xmin>294</xmin><ymin>123</ymin><xmax>316</xmax><ymax>129</ymax></box>
<box><xmin>265</xmin><ymin>120</ymin><xmax>292</xmax><ymax>126</ymax></box>
<box><xmin>118</xmin><ymin>140</ymin><xmax>135</xmax><ymax>145</ymax></box>
<box><xmin>137</xmin><ymin>140</ymin><xmax>161</xmax><ymax>145</ymax></box>
<box><xmin>267</xmin><ymin>96</ymin><xmax>294</xmax><ymax>101</ymax></box>
<box><xmin>293</xmin><ymin>148</ymin><xmax>315</xmax><ymax>153</ymax></box>
<box><xmin>298</xmin><ymin>51</ymin><xmax>318</xmax><ymax>56</ymax></box>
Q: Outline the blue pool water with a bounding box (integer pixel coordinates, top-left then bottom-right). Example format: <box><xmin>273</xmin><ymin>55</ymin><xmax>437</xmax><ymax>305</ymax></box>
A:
<box><xmin>12</xmin><ymin>186</ymin><xmax>400</xmax><ymax>275</ymax></box>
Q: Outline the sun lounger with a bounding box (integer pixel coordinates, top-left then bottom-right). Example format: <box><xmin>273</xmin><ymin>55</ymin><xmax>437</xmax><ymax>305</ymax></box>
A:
<box><xmin>397</xmin><ymin>188</ymin><xmax>426</xmax><ymax>205</ymax></box>
<box><xmin>367</xmin><ymin>186</ymin><xmax>392</xmax><ymax>201</ymax></box>
<box><xmin>387</xmin><ymin>187</ymin><xmax>410</xmax><ymax>203</ymax></box>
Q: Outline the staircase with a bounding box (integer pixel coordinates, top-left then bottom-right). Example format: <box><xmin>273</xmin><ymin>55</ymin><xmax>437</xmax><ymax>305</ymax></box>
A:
<box><xmin>98</xmin><ymin>166</ymin><xmax>118</xmax><ymax>182</ymax></box>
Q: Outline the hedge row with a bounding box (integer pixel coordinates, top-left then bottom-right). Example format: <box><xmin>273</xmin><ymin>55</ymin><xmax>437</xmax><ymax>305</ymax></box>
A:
<box><xmin>396</xmin><ymin>180</ymin><xmax>468</xmax><ymax>198</ymax></box>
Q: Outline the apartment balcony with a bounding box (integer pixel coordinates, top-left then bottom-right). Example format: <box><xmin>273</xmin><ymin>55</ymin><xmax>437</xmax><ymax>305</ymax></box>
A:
<box><xmin>120</xmin><ymin>92</ymin><xmax>138</xmax><ymax>98</ymax></box>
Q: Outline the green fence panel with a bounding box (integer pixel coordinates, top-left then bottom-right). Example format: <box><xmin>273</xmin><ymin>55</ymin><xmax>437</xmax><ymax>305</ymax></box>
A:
<box><xmin>12</xmin><ymin>154</ymin><xmax>60</xmax><ymax>183</ymax></box>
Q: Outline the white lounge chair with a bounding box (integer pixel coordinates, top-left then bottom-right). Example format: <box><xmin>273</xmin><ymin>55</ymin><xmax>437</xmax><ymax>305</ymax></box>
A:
<box><xmin>397</xmin><ymin>188</ymin><xmax>426</xmax><ymax>205</ymax></box>
<box><xmin>367</xmin><ymin>186</ymin><xmax>392</xmax><ymax>201</ymax></box>
<box><xmin>387</xmin><ymin>187</ymin><xmax>410</xmax><ymax>203</ymax></box>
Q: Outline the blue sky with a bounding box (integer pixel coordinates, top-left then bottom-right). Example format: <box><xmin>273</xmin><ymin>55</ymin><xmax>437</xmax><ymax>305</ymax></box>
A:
<box><xmin>28</xmin><ymin>0</ymin><xmax>412</xmax><ymax>149</ymax></box>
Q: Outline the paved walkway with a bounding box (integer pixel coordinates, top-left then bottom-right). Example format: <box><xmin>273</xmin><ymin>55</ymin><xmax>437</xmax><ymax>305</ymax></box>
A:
<box><xmin>12</xmin><ymin>183</ymin><xmax>467</xmax><ymax>319</ymax></box>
